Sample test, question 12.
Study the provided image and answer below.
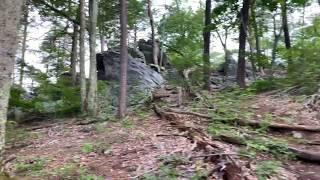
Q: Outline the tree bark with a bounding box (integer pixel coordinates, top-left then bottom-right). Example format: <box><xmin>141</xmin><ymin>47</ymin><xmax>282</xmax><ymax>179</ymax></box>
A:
<box><xmin>20</xmin><ymin>2</ymin><xmax>29</xmax><ymax>86</ymax></box>
<box><xmin>281</xmin><ymin>0</ymin><xmax>291</xmax><ymax>50</ymax></box>
<box><xmin>87</xmin><ymin>0</ymin><xmax>98</xmax><ymax>116</ymax></box>
<box><xmin>0</xmin><ymin>0</ymin><xmax>24</xmax><ymax>169</ymax></box>
<box><xmin>203</xmin><ymin>0</ymin><xmax>212</xmax><ymax>90</ymax></box>
<box><xmin>271</xmin><ymin>15</ymin><xmax>282</xmax><ymax>67</ymax></box>
<box><xmin>100</xmin><ymin>31</ymin><xmax>105</xmax><ymax>52</ymax></box>
<box><xmin>147</xmin><ymin>0</ymin><xmax>159</xmax><ymax>71</ymax></box>
<box><xmin>237</xmin><ymin>0</ymin><xmax>250</xmax><ymax>88</ymax></box>
<box><xmin>250</xmin><ymin>0</ymin><xmax>261</xmax><ymax>74</ymax></box>
<box><xmin>281</xmin><ymin>0</ymin><xmax>292</xmax><ymax>73</ymax></box>
<box><xmin>70</xmin><ymin>24</ymin><xmax>79</xmax><ymax>85</ymax></box>
<box><xmin>118</xmin><ymin>0</ymin><xmax>128</xmax><ymax>119</ymax></box>
<box><xmin>247</xmin><ymin>31</ymin><xmax>257</xmax><ymax>80</ymax></box>
<box><xmin>133</xmin><ymin>24</ymin><xmax>138</xmax><ymax>50</ymax></box>
<box><xmin>79</xmin><ymin>0</ymin><xmax>87</xmax><ymax>113</ymax></box>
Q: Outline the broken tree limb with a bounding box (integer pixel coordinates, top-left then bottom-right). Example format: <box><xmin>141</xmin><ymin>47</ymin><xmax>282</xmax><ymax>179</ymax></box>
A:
<box><xmin>165</xmin><ymin>108</ymin><xmax>211</xmax><ymax>119</ymax></box>
<box><xmin>162</xmin><ymin>107</ymin><xmax>320</xmax><ymax>132</ymax></box>
<box><xmin>238</xmin><ymin>120</ymin><xmax>320</xmax><ymax>132</ymax></box>
<box><xmin>152</xmin><ymin>92</ymin><xmax>171</xmax><ymax>99</ymax></box>
<box><xmin>215</xmin><ymin>132</ymin><xmax>320</xmax><ymax>163</ymax></box>
<box><xmin>288</xmin><ymin>147</ymin><xmax>320</xmax><ymax>163</ymax></box>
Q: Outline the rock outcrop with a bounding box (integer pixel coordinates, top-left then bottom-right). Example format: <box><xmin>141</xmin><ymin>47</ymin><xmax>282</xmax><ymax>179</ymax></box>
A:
<box><xmin>96</xmin><ymin>49</ymin><xmax>164</xmax><ymax>108</ymax></box>
<box><xmin>138</xmin><ymin>39</ymin><xmax>170</xmax><ymax>67</ymax></box>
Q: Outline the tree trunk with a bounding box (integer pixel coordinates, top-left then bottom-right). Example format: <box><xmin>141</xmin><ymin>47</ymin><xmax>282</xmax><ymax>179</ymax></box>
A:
<box><xmin>237</xmin><ymin>0</ymin><xmax>250</xmax><ymax>88</ymax></box>
<box><xmin>281</xmin><ymin>0</ymin><xmax>292</xmax><ymax>72</ymax></box>
<box><xmin>133</xmin><ymin>24</ymin><xmax>138</xmax><ymax>50</ymax></box>
<box><xmin>281</xmin><ymin>0</ymin><xmax>291</xmax><ymax>50</ymax></box>
<box><xmin>87</xmin><ymin>0</ymin><xmax>98</xmax><ymax>116</ymax></box>
<box><xmin>216</xmin><ymin>29</ymin><xmax>230</xmax><ymax>77</ymax></box>
<box><xmin>0</xmin><ymin>0</ymin><xmax>24</xmax><ymax>169</ymax></box>
<box><xmin>70</xmin><ymin>24</ymin><xmax>79</xmax><ymax>85</ymax></box>
<box><xmin>203</xmin><ymin>0</ymin><xmax>212</xmax><ymax>90</ymax></box>
<box><xmin>147</xmin><ymin>0</ymin><xmax>159</xmax><ymax>71</ymax></box>
<box><xmin>271</xmin><ymin>15</ymin><xmax>282</xmax><ymax>67</ymax></box>
<box><xmin>100</xmin><ymin>31</ymin><xmax>105</xmax><ymax>52</ymax></box>
<box><xmin>79</xmin><ymin>0</ymin><xmax>87</xmax><ymax>113</ymax></box>
<box><xmin>250</xmin><ymin>0</ymin><xmax>262</xmax><ymax>73</ymax></box>
<box><xmin>118</xmin><ymin>0</ymin><xmax>128</xmax><ymax>119</ymax></box>
<box><xmin>20</xmin><ymin>2</ymin><xmax>29</xmax><ymax>86</ymax></box>
<box><xmin>247</xmin><ymin>30</ymin><xmax>257</xmax><ymax>80</ymax></box>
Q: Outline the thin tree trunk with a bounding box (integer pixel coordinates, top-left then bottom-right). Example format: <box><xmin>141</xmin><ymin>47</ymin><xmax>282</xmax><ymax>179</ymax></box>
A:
<box><xmin>0</xmin><ymin>0</ymin><xmax>24</xmax><ymax>169</ymax></box>
<box><xmin>79</xmin><ymin>0</ymin><xmax>87</xmax><ymax>113</ymax></box>
<box><xmin>134</xmin><ymin>24</ymin><xmax>138</xmax><ymax>50</ymax></box>
<box><xmin>203</xmin><ymin>0</ymin><xmax>212</xmax><ymax>90</ymax></box>
<box><xmin>118</xmin><ymin>0</ymin><xmax>128</xmax><ymax>119</ymax></box>
<box><xmin>70</xmin><ymin>24</ymin><xmax>79</xmax><ymax>85</ymax></box>
<box><xmin>250</xmin><ymin>0</ymin><xmax>262</xmax><ymax>73</ymax></box>
<box><xmin>216</xmin><ymin>30</ymin><xmax>229</xmax><ymax>77</ymax></box>
<box><xmin>147</xmin><ymin>0</ymin><xmax>159</xmax><ymax>70</ymax></box>
<box><xmin>281</xmin><ymin>0</ymin><xmax>292</xmax><ymax>73</ymax></box>
<box><xmin>100</xmin><ymin>31</ymin><xmax>105</xmax><ymax>52</ymax></box>
<box><xmin>271</xmin><ymin>15</ymin><xmax>282</xmax><ymax>67</ymax></box>
<box><xmin>87</xmin><ymin>0</ymin><xmax>98</xmax><ymax>116</ymax></box>
<box><xmin>281</xmin><ymin>0</ymin><xmax>291</xmax><ymax>49</ymax></box>
<box><xmin>247</xmin><ymin>30</ymin><xmax>257</xmax><ymax>80</ymax></box>
<box><xmin>20</xmin><ymin>2</ymin><xmax>29</xmax><ymax>86</ymax></box>
<box><xmin>237</xmin><ymin>0</ymin><xmax>250</xmax><ymax>88</ymax></box>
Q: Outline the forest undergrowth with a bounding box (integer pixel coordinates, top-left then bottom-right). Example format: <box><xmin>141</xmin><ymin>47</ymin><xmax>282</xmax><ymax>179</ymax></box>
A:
<box><xmin>4</xmin><ymin>81</ymin><xmax>320</xmax><ymax>180</ymax></box>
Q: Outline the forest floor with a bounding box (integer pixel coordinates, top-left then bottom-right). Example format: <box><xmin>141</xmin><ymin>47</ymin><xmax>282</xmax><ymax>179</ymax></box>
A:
<box><xmin>4</xmin><ymin>86</ymin><xmax>320</xmax><ymax>180</ymax></box>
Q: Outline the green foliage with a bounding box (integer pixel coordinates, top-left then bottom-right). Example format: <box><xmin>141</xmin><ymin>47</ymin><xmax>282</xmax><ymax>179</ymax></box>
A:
<box><xmin>281</xmin><ymin>17</ymin><xmax>320</xmax><ymax>94</ymax></box>
<box><xmin>246</xmin><ymin>138</ymin><xmax>293</xmax><ymax>159</ymax></box>
<box><xmin>16</xmin><ymin>159</ymin><xmax>45</xmax><ymax>175</ymax></box>
<box><xmin>53</xmin><ymin>163</ymin><xmax>80</xmax><ymax>178</ymax></box>
<box><xmin>255</xmin><ymin>160</ymin><xmax>282</xmax><ymax>180</ymax></box>
<box><xmin>9</xmin><ymin>86</ymin><xmax>35</xmax><ymax>112</ymax></box>
<box><xmin>33</xmin><ymin>75</ymin><xmax>81</xmax><ymax>116</ymax></box>
<box><xmin>80</xmin><ymin>174</ymin><xmax>104</xmax><ymax>180</ymax></box>
<box><xmin>121</xmin><ymin>117</ymin><xmax>134</xmax><ymax>129</ymax></box>
<box><xmin>248</xmin><ymin>78</ymin><xmax>285</xmax><ymax>93</ymax></box>
<box><xmin>81</xmin><ymin>143</ymin><xmax>95</xmax><ymax>154</ymax></box>
<box><xmin>159</xmin><ymin>6</ymin><xmax>204</xmax><ymax>71</ymax></box>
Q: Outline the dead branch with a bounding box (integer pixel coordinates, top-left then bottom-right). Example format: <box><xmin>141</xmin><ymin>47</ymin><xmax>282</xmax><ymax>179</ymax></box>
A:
<box><xmin>239</xmin><ymin>120</ymin><xmax>320</xmax><ymax>132</ymax></box>
<box><xmin>288</xmin><ymin>147</ymin><xmax>320</xmax><ymax>163</ymax></box>
<box><xmin>154</xmin><ymin>104</ymin><xmax>245</xmax><ymax>179</ymax></box>
<box><xmin>161</xmin><ymin>107</ymin><xmax>320</xmax><ymax>132</ymax></box>
<box><xmin>214</xmin><ymin>132</ymin><xmax>320</xmax><ymax>163</ymax></box>
<box><xmin>165</xmin><ymin>108</ymin><xmax>211</xmax><ymax>119</ymax></box>
<box><xmin>152</xmin><ymin>93</ymin><xmax>171</xmax><ymax>99</ymax></box>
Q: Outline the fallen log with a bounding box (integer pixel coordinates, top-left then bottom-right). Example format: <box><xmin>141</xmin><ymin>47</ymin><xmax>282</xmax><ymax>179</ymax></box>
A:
<box><xmin>163</xmin><ymin>107</ymin><xmax>320</xmax><ymax>132</ymax></box>
<box><xmin>215</xmin><ymin>132</ymin><xmax>320</xmax><ymax>163</ymax></box>
<box><xmin>239</xmin><ymin>120</ymin><xmax>320</xmax><ymax>132</ymax></box>
<box><xmin>166</xmin><ymin>108</ymin><xmax>212</xmax><ymax>119</ymax></box>
<box><xmin>152</xmin><ymin>93</ymin><xmax>171</xmax><ymax>99</ymax></box>
<box><xmin>288</xmin><ymin>147</ymin><xmax>320</xmax><ymax>163</ymax></box>
<box><xmin>156</xmin><ymin>106</ymin><xmax>320</xmax><ymax>164</ymax></box>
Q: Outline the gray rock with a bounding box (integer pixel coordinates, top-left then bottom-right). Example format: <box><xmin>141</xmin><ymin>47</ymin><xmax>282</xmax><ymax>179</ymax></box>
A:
<box><xmin>96</xmin><ymin>50</ymin><xmax>164</xmax><ymax>107</ymax></box>
<box><xmin>138</xmin><ymin>39</ymin><xmax>170</xmax><ymax>67</ymax></box>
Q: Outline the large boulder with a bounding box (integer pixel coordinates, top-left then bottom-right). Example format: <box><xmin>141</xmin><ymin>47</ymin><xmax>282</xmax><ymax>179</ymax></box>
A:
<box><xmin>138</xmin><ymin>39</ymin><xmax>170</xmax><ymax>67</ymax></box>
<box><xmin>96</xmin><ymin>50</ymin><xmax>164</xmax><ymax>107</ymax></box>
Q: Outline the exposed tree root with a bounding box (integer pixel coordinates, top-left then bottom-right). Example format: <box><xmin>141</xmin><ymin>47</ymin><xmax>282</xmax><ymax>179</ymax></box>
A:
<box><xmin>154</xmin><ymin>104</ymin><xmax>248</xmax><ymax>180</ymax></box>
<box><xmin>155</xmin><ymin>105</ymin><xmax>320</xmax><ymax>165</ymax></box>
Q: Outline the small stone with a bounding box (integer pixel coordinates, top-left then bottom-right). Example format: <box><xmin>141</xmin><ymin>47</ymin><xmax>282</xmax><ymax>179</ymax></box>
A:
<box><xmin>292</xmin><ymin>131</ymin><xmax>303</xmax><ymax>139</ymax></box>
